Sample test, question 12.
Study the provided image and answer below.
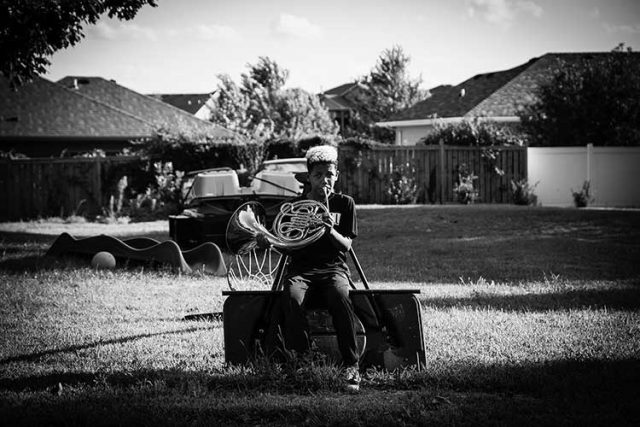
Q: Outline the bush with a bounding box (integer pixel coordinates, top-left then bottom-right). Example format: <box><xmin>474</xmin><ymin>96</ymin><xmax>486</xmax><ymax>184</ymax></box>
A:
<box><xmin>297</xmin><ymin>135</ymin><xmax>338</xmax><ymax>154</ymax></box>
<box><xmin>419</xmin><ymin>118</ymin><xmax>525</xmax><ymax>147</ymax></box>
<box><xmin>264</xmin><ymin>135</ymin><xmax>341</xmax><ymax>160</ymax></box>
<box><xmin>265</xmin><ymin>138</ymin><xmax>299</xmax><ymax>159</ymax></box>
<box><xmin>511</xmin><ymin>179</ymin><xmax>539</xmax><ymax>206</ymax></box>
<box><xmin>339</xmin><ymin>136</ymin><xmax>383</xmax><ymax>150</ymax></box>
<box><xmin>133</xmin><ymin>127</ymin><xmax>264</xmax><ymax>175</ymax></box>
<box><xmin>97</xmin><ymin>162</ymin><xmax>185</xmax><ymax>223</ymax></box>
<box><xmin>453</xmin><ymin>163</ymin><xmax>478</xmax><ymax>204</ymax></box>
<box><xmin>384</xmin><ymin>161</ymin><xmax>418</xmax><ymax>204</ymax></box>
<box><xmin>419</xmin><ymin>119</ymin><xmax>524</xmax><ymax>177</ymax></box>
<box><xmin>572</xmin><ymin>180</ymin><xmax>594</xmax><ymax>208</ymax></box>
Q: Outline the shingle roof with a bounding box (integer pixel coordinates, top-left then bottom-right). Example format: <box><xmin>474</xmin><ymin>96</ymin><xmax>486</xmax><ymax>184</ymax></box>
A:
<box><xmin>148</xmin><ymin>93</ymin><xmax>212</xmax><ymax>115</ymax></box>
<box><xmin>57</xmin><ymin>76</ymin><xmax>233</xmax><ymax>137</ymax></box>
<box><xmin>388</xmin><ymin>52</ymin><xmax>640</xmax><ymax>122</ymax></box>
<box><xmin>319</xmin><ymin>82</ymin><xmax>361</xmax><ymax>114</ymax></box>
<box><xmin>389</xmin><ymin>59</ymin><xmax>533</xmax><ymax>121</ymax></box>
<box><xmin>0</xmin><ymin>74</ymin><xmax>153</xmax><ymax>138</ymax></box>
<box><xmin>322</xmin><ymin>82</ymin><xmax>358</xmax><ymax>97</ymax></box>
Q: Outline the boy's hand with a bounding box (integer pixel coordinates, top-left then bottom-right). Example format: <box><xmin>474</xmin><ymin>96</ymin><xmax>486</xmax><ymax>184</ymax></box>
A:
<box><xmin>322</xmin><ymin>212</ymin><xmax>335</xmax><ymax>231</ymax></box>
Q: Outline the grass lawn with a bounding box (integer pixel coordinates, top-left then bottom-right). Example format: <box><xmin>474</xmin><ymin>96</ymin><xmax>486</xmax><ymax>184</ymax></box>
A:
<box><xmin>1</xmin><ymin>205</ymin><xmax>639</xmax><ymax>426</ymax></box>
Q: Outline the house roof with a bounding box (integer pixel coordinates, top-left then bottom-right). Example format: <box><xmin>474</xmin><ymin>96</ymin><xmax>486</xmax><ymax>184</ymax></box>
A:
<box><xmin>385</xmin><ymin>52</ymin><xmax>640</xmax><ymax>124</ymax></box>
<box><xmin>148</xmin><ymin>93</ymin><xmax>212</xmax><ymax>115</ymax></box>
<box><xmin>388</xmin><ymin>59</ymin><xmax>534</xmax><ymax>121</ymax></box>
<box><xmin>57</xmin><ymin>76</ymin><xmax>233</xmax><ymax>138</ymax></box>
<box><xmin>0</xmin><ymin>74</ymin><xmax>153</xmax><ymax>139</ymax></box>
<box><xmin>319</xmin><ymin>82</ymin><xmax>360</xmax><ymax>113</ymax></box>
<box><xmin>322</xmin><ymin>82</ymin><xmax>358</xmax><ymax>97</ymax></box>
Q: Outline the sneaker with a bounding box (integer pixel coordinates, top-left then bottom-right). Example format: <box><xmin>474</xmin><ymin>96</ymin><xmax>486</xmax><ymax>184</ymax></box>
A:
<box><xmin>344</xmin><ymin>364</ymin><xmax>361</xmax><ymax>392</ymax></box>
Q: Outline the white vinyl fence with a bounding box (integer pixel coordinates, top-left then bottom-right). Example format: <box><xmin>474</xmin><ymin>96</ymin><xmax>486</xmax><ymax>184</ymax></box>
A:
<box><xmin>528</xmin><ymin>145</ymin><xmax>640</xmax><ymax>207</ymax></box>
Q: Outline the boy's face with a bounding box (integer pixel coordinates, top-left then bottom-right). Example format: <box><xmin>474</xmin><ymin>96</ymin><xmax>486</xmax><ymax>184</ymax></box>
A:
<box><xmin>308</xmin><ymin>162</ymin><xmax>338</xmax><ymax>199</ymax></box>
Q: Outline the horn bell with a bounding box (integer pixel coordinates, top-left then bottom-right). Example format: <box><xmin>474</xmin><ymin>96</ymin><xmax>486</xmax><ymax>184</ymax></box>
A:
<box><xmin>225</xmin><ymin>201</ymin><xmax>269</xmax><ymax>254</ymax></box>
<box><xmin>225</xmin><ymin>200</ymin><xmax>329</xmax><ymax>255</ymax></box>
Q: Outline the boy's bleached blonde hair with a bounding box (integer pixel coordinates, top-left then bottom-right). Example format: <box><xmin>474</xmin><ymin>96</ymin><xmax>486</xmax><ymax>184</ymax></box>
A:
<box><xmin>306</xmin><ymin>145</ymin><xmax>338</xmax><ymax>168</ymax></box>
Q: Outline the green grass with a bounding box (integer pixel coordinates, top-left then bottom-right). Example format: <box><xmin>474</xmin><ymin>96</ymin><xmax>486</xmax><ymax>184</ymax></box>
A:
<box><xmin>1</xmin><ymin>205</ymin><xmax>639</xmax><ymax>426</ymax></box>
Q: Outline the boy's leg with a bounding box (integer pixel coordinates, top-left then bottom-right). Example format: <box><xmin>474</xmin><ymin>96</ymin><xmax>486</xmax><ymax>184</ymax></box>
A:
<box><xmin>281</xmin><ymin>275</ymin><xmax>311</xmax><ymax>354</ymax></box>
<box><xmin>323</xmin><ymin>273</ymin><xmax>359</xmax><ymax>366</ymax></box>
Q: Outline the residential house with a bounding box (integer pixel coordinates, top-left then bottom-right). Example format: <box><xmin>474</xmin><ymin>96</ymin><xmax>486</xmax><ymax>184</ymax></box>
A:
<box><xmin>377</xmin><ymin>52</ymin><xmax>626</xmax><ymax>145</ymax></box>
<box><xmin>148</xmin><ymin>93</ymin><xmax>214</xmax><ymax>120</ymax></box>
<box><xmin>0</xmin><ymin>75</ymin><xmax>233</xmax><ymax>157</ymax></box>
<box><xmin>319</xmin><ymin>82</ymin><xmax>360</xmax><ymax>134</ymax></box>
<box><xmin>57</xmin><ymin>76</ymin><xmax>230</xmax><ymax>137</ymax></box>
<box><xmin>0</xmin><ymin>74</ymin><xmax>151</xmax><ymax>157</ymax></box>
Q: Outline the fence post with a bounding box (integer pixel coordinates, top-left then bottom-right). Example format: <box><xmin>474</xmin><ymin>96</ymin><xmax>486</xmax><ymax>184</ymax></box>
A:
<box><xmin>439</xmin><ymin>141</ymin><xmax>445</xmax><ymax>204</ymax></box>
<box><xmin>0</xmin><ymin>159</ymin><xmax>8</xmax><ymax>220</ymax></box>
<box><xmin>586</xmin><ymin>143</ymin><xmax>593</xmax><ymax>183</ymax></box>
<box><xmin>94</xmin><ymin>157</ymin><xmax>102</xmax><ymax>209</ymax></box>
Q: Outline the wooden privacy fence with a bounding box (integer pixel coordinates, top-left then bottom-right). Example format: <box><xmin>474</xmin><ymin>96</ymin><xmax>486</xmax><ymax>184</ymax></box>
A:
<box><xmin>0</xmin><ymin>145</ymin><xmax>527</xmax><ymax>221</ymax></box>
<box><xmin>0</xmin><ymin>156</ymin><xmax>143</xmax><ymax>221</ymax></box>
<box><xmin>337</xmin><ymin>144</ymin><xmax>527</xmax><ymax>204</ymax></box>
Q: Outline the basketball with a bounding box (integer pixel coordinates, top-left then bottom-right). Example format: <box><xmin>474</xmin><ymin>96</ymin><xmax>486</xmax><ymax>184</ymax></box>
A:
<box><xmin>91</xmin><ymin>251</ymin><xmax>116</xmax><ymax>269</ymax></box>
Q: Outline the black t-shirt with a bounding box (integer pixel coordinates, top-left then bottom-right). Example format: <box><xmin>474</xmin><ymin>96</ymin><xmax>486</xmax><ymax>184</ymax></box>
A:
<box><xmin>286</xmin><ymin>193</ymin><xmax>357</xmax><ymax>276</ymax></box>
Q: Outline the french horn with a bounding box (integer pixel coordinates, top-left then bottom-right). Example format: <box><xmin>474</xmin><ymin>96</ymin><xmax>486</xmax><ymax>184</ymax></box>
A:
<box><xmin>225</xmin><ymin>199</ymin><xmax>330</xmax><ymax>255</ymax></box>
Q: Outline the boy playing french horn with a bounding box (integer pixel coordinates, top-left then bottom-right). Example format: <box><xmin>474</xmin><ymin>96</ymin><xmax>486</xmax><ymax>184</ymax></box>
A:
<box><xmin>281</xmin><ymin>144</ymin><xmax>361</xmax><ymax>392</ymax></box>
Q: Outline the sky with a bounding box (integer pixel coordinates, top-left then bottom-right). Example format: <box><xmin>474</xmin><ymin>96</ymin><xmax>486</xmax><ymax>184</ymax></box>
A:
<box><xmin>45</xmin><ymin>0</ymin><xmax>640</xmax><ymax>95</ymax></box>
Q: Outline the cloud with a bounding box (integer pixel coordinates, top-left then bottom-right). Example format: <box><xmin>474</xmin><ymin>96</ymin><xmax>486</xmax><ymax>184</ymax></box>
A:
<box><xmin>517</xmin><ymin>1</ymin><xmax>543</xmax><ymax>18</ymax></box>
<box><xmin>192</xmin><ymin>24</ymin><xmax>240</xmax><ymax>41</ymax></box>
<box><xmin>467</xmin><ymin>0</ymin><xmax>543</xmax><ymax>28</ymax></box>
<box><xmin>88</xmin><ymin>21</ymin><xmax>159</xmax><ymax>41</ymax></box>
<box><xmin>604</xmin><ymin>22</ymin><xmax>640</xmax><ymax>34</ymax></box>
<box><xmin>89</xmin><ymin>21</ymin><xmax>240</xmax><ymax>43</ymax></box>
<box><xmin>272</xmin><ymin>13</ymin><xmax>322</xmax><ymax>39</ymax></box>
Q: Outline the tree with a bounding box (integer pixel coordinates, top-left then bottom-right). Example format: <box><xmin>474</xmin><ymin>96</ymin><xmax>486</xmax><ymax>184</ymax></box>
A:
<box><xmin>209</xmin><ymin>56</ymin><xmax>338</xmax><ymax>142</ymax></box>
<box><xmin>0</xmin><ymin>0</ymin><xmax>157</xmax><ymax>87</ymax></box>
<box><xmin>346</xmin><ymin>45</ymin><xmax>428</xmax><ymax>142</ymax></box>
<box><xmin>518</xmin><ymin>45</ymin><xmax>640</xmax><ymax>147</ymax></box>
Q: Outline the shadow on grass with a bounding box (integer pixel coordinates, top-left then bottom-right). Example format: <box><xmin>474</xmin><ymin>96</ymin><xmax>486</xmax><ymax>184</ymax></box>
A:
<box><xmin>0</xmin><ymin>358</ymin><xmax>638</xmax><ymax>426</ymax></box>
<box><xmin>0</xmin><ymin>253</ymin><xmax>151</xmax><ymax>273</ymax></box>
<box><xmin>0</xmin><ymin>324</ymin><xmax>219</xmax><ymax>367</ymax></box>
<box><xmin>0</xmin><ymin>231</ymin><xmax>58</xmax><ymax>245</ymax></box>
<box><xmin>0</xmin><ymin>255</ymin><xmax>64</xmax><ymax>273</ymax></box>
<box><xmin>419</xmin><ymin>286</ymin><xmax>640</xmax><ymax>312</ymax></box>
<box><xmin>0</xmin><ymin>251</ymin><xmax>208</xmax><ymax>275</ymax></box>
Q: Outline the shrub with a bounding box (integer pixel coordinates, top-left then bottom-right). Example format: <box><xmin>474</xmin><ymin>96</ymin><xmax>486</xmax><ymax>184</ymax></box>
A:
<box><xmin>572</xmin><ymin>180</ymin><xmax>594</xmax><ymax>208</ymax></box>
<box><xmin>133</xmin><ymin>127</ymin><xmax>263</xmax><ymax>175</ymax></box>
<box><xmin>97</xmin><ymin>162</ymin><xmax>185</xmax><ymax>223</ymax></box>
<box><xmin>419</xmin><ymin>118</ymin><xmax>525</xmax><ymax>147</ymax></box>
<box><xmin>265</xmin><ymin>138</ymin><xmax>299</xmax><ymax>159</ymax></box>
<box><xmin>511</xmin><ymin>179</ymin><xmax>539</xmax><ymax>206</ymax></box>
<box><xmin>339</xmin><ymin>136</ymin><xmax>383</xmax><ymax>150</ymax></box>
<box><xmin>263</xmin><ymin>135</ymin><xmax>341</xmax><ymax>160</ymax></box>
<box><xmin>126</xmin><ymin>162</ymin><xmax>184</xmax><ymax>221</ymax></box>
<box><xmin>97</xmin><ymin>176</ymin><xmax>130</xmax><ymax>223</ymax></box>
<box><xmin>419</xmin><ymin>119</ymin><xmax>524</xmax><ymax>178</ymax></box>
<box><xmin>384</xmin><ymin>161</ymin><xmax>418</xmax><ymax>204</ymax></box>
<box><xmin>453</xmin><ymin>163</ymin><xmax>478</xmax><ymax>204</ymax></box>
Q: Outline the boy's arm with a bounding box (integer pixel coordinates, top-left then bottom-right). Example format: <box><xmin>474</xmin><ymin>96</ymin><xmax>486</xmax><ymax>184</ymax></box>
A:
<box><xmin>325</xmin><ymin>225</ymin><xmax>352</xmax><ymax>252</ymax></box>
<box><xmin>322</xmin><ymin>196</ymin><xmax>356</xmax><ymax>252</ymax></box>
